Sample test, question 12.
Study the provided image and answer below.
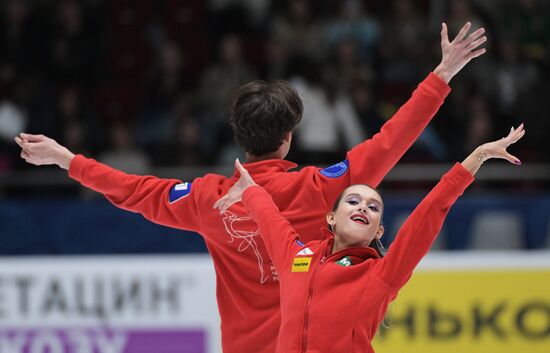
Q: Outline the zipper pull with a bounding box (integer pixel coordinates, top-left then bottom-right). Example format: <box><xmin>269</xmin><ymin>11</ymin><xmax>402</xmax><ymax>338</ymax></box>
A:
<box><xmin>320</xmin><ymin>256</ymin><xmax>327</xmax><ymax>264</ymax></box>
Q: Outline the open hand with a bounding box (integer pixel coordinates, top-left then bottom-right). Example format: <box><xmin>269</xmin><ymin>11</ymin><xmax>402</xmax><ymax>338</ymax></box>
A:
<box><xmin>213</xmin><ymin>158</ymin><xmax>257</xmax><ymax>213</ymax></box>
<box><xmin>481</xmin><ymin>123</ymin><xmax>525</xmax><ymax>165</ymax></box>
<box><xmin>434</xmin><ymin>22</ymin><xmax>487</xmax><ymax>83</ymax></box>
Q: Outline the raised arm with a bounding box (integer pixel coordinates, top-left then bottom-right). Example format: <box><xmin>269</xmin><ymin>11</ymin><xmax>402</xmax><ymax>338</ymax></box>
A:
<box><xmin>15</xmin><ymin>133</ymin><xmax>202</xmax><ymax>232</ymax></box>
<box><xmin>214</xmin><ymin>159</ymin><xmax>300</xmax><ymax>269</ymax></box>
<box><xmin>375</xmin><ymin>124</ymin><xmax>525</xmax><ymax>291</ymax></box>
<box><xmin>346</xmin><ymin>22</ymin><xmax>487</xmax><ymax>187</ymax></box>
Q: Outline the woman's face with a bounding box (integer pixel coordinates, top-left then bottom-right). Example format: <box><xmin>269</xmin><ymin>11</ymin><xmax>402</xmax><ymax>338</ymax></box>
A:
<box><xmin>327</xmin><ymin>185</ymin><xmax>384</xmax><ymax>249</ymax></box>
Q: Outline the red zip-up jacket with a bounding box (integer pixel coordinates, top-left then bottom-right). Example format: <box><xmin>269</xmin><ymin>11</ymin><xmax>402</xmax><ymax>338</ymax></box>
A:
<box><xmin>68</xmin><ymin>73</ymin><xmax>449</xmax><ymax>353</ymax></box>
<box><xmin>241</xmin><ymin>163</ymin><xmax>474</xmax><ymax>353</ymax></box>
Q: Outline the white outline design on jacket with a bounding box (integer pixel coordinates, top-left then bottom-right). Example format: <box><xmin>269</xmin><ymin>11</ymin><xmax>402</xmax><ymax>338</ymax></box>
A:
<box><xmin>220</xmin><ymin>210</ymin><xmax>269</xmax><ymax>284</ymax></box>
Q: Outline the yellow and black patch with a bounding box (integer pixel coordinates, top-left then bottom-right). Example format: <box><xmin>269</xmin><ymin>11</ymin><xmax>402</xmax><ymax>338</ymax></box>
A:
<box><xmin>291</xmin><ymin>257</ymin><xmax>312</xmax><ymax>272</ymax></box>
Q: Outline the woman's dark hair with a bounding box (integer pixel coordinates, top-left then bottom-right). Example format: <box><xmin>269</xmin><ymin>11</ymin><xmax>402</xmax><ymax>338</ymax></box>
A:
<box><xmin>230</xmin><ymin>80</ymin><xmax>303</xmax><ymax>156</ymax></box>
<box><xmin>330</xmin><ymin>184</ymin><xmax>387</xmax><ymax>257</ymax></box>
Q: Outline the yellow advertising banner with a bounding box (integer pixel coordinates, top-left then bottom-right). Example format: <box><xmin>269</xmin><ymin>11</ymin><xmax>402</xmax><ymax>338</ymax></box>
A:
<box><xmin>373</xmin><ymin>270</ymin><xmax>550</xmax><ymax>353</ymax></box>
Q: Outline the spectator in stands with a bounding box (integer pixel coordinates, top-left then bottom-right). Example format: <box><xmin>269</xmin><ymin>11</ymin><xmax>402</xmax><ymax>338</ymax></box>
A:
<box><xmin>198</xmin><ymin>34</ymin><xmax>255</xmax><ymax>162</ymax></box>
<box><xmin>99</xmin><ymin>121</ymin><xmax>150</xmax><ymax>175</ymax></box>
<box><xmin>446</xmin><ymin>0</ymin><xmax>487</xmax><ymax>37</ymax></box>
<box><xmin>259</xmin><ymin>37</ymin><xmax>290</xmax><ymax>81</ymax></box>
<box><xmin>325</xmin><ymin>0</ymin><xmax>380</xmax><ymax>64</ymax></box>
<box><xmin>150</xmin><ymin>92</ymin><xmax>204</xmax><ymax>166</ymax></box>
<box><xmin>271</xmin><ymin>0</ymin><xmax>327</xmax><ymax>63</ymax></box>
<box><xmin>499</xmin><ymin>0</ymin><xmax>550</xmax><ymax>61</ymax></box>
<box><xmin>0</xmin><ymin>0</ymin><xmax>37</xmax><ymax>72</ymax></box>
<box><xmin>290</xmin><ymin>57</ymin><xmax>365</xmax><ymax>163</ymax></box>
<box><xmin>323</xmin><ymin>36</ymin><xmax>375</xmax><ymax>97</ymax></box>
<box><xmin>380</xmin><ymin>0</ymin><xmax>429</xmax><ymax>85</ymax></box>
<box><xmin>465</xmin><ymin>96</ymin><xmax>493</xmax><ymax>154</ymax></box>
<box><xmin>47</xmin><ymin>0</ymin><xmax>99</xmax><ymax>85</ymax></box>
<box><xmin>0</xmin><ymin>0</ymin><xmax>546</xmax><ymax>168</ymax></box>
<box><xmin>137</xmin><ymin>41</ymin><xmax>192</xmax><ymax>162</ymax></box>
<box><xmin>53</xmin><ymin>86</ymin><xmax>101</xmax><ymax>156</ymax></box>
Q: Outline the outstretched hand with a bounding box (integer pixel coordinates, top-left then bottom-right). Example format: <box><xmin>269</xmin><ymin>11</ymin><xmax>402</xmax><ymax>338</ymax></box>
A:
<box><xmin>434</xmin><ymin>22</ymin><xmax>487</xmax><ymax>83</ymax></box>
<box><xmin>481</xmin><ymin>123</ymin><xmax>525</xmax><ymax>164</ymax></box>
<box><xmin>213</xmin><ymin>158</ymin><xmax>257</xmax><ymax>214</ymax></box>
<box><xmin>461</xmin><ymin>124</ymin><xmax>525</xmax><ymax>175</ymax></box>
<box><xmin>14</xmin><ymin>133</ymin><xmax>75</xmax><ymax>170</ymax></box>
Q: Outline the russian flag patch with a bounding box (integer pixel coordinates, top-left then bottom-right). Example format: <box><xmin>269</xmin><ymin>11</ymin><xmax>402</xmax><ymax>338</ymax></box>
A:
<box><xmin>296</xmin><ymin>247</ymin><xmax>314</xmax><ymax>256</ymax></box>
<box><xmin>169</xmin><ymin>182</ymin><xmax>192</xmax><ymax>203</ymax></box>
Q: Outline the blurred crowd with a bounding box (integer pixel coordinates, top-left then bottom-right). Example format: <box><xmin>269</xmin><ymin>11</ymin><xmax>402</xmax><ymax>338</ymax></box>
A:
<box><xmin>0</xmin><ymin>0</ymin><xmax>549</xmax><ymax>173</ymax></box>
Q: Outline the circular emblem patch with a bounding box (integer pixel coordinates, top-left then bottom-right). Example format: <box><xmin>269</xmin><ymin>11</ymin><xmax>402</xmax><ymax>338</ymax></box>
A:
<box><xmin>319</xmin><ymin>160</ymin><xmax>349</xmax><ymax>178</ymax></box>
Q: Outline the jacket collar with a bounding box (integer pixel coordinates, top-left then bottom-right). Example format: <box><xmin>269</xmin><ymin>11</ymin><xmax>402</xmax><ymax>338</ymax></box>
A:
<box><xmin>232</xmin><ymin>159</ymin><xmax>297</xmax><ymax>178</ymax></box>
<box><xmin>320</xmin><ymin>227</ymin><xmax>381</xmax><ymax>261</ymax></box>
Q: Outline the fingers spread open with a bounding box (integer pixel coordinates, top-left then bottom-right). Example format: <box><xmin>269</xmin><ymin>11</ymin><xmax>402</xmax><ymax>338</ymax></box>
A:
<box><xmin>453</xmin><ymin>22</ymin><xmax>472</xmax><ymax>43</ymax></box>
<box><xmin>509</xmin><ymin>128</ymin><xmax>526</xmax><ymax>144</ymax></box>
<box><xmin>513</xmin><ymin>123</ymin><xmax>525</xmax><ymax>136</ymax></box>
<box><xmin>467</xmin><ymin>48</ymin><xmax>486</xmax><ymax>60</ymax></box>
<box><xmin>467</xmin><ymin>36</ymin><xmax>487</xmax><ymax>51</ymax></box>
<box><xmin>464</xmin><ymin>27</ymin><xmax>485</xmax><ymax>44</ymax></box>
<box><xmin>505</xmin><ymin>124</ymin><xmax>525</xmax><ymax>141</ymax></box>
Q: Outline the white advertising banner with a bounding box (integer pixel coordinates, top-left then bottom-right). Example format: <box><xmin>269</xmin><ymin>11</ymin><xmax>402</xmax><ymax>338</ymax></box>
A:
<box><xmin>0</xmin><ymin>256</ymin><xmax>220</xmax><ymax>353</ymax></box>
<box><xmin>1</xmin><ymin>252</ymin><xmax>548</xmax><ymax>353</ymax></box>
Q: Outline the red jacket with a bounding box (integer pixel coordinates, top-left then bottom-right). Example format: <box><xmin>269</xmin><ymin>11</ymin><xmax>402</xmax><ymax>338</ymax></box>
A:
<box><xmin>68</xmin><ymin>73</ymin><xmax>449</xmax><ymax>353</ymax></box>
<box><xmin>242</xmin><ymin>163</ymin><xmax>474</xmax><ymax>353</ymax></box>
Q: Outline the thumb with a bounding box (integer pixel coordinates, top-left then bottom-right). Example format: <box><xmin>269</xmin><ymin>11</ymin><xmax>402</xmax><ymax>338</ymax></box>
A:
<box><xmin>441</xmin><ymin>22</ymin><xmax>449</xmax><ymax>44</ymax></box>
<box><xmin>235</xmin><ymin>158</ymin><xmax>248</xmax><ymax>176</ymax></box>
<box><xmin>503</xmin><ymin>152</ymin><xmax>521</xmax><ymax>165</ymax></box>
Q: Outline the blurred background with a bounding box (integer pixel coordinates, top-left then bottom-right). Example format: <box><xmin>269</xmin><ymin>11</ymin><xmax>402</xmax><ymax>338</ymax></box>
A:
<box><xmin>0</xmin><ymin>0</ymin><xmax>549</xmax><ymax>253</ymax></box>
<box><xmin>0</xmin><ymin>1</ymin><xmax>548</xmax><ymax>352</ymax></box>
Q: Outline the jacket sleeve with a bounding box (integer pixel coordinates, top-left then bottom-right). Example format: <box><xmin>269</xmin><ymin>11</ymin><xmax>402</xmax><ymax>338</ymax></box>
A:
<box><xmin>242</xmin><ymin>185</ymin><xmax>300</xmax><ymax>270</ymax></box>
<box><xmin>68</xmin><ymin>154</ymin><xmax>202</xmax><ymax>232</ymax></box>
<box><xmin>373</xmin><ymin>163</ymin><xmax>474</xmax><ymax>293</ymax></box>
<box><xmin>314</xmin><ymin>73</ymin><xmax>451</xmax><ymax>206</ymax></box>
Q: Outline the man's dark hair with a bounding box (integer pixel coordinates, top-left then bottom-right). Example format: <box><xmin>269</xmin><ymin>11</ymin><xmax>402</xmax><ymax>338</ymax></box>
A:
<box><xmin>230</xmin><ymin>80</ymin><xmax>303</xmax><ymax>156</ymax></box>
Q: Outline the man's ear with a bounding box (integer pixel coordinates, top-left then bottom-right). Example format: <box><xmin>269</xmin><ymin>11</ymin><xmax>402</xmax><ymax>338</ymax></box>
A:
<box><xmin>284</xmin><ymin>131</ymin><xmax>292</xmax><ymax>142</ymax></box>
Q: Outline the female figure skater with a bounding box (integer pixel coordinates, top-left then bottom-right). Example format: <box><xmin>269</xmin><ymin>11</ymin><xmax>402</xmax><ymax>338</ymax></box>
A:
<box><xmin>214</xmin><ymin>124</ymin><xmax>525</xmax><ymax>353</ymax></box>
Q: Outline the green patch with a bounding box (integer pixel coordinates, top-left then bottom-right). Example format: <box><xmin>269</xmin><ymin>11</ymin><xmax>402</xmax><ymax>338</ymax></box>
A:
<box><xmin>336</xmin><ymin>256</ymin><xmax>352</xmax><ymax>267</ymax></box>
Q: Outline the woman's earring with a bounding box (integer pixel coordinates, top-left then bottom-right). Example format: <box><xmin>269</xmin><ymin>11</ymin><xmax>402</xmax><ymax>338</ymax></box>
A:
<box><xmin>369</xmin><ymin>238</ymin><xmax>387</xmax><ymax>257</ymax></box>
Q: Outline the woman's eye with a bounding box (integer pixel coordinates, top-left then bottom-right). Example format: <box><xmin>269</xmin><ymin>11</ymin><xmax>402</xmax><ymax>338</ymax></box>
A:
<box><xmin>369</xmin><ymin>205</ymin><xmax>379</xmax><ymax>212</ymax></box>
<box><xmin>347</xmin><ymin>200</ymin><xmax>359</xmax><ymax>205</ymax></box>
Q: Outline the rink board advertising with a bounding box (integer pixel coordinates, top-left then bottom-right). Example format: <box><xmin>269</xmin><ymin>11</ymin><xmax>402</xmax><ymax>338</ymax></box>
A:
<box><xmin>0</xmin><ymin>253</ymin><xmax>548</xmax><ymax>353</ymax></box>
<box><xmin>374</xmin><ymin>253</ymin><xmax>550</xmax><ymax>353</ymax></box>
<box><xmin>0</xmin><ymin>256</ymin><xmax>219</xmax><ymax>353</ymax></box>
